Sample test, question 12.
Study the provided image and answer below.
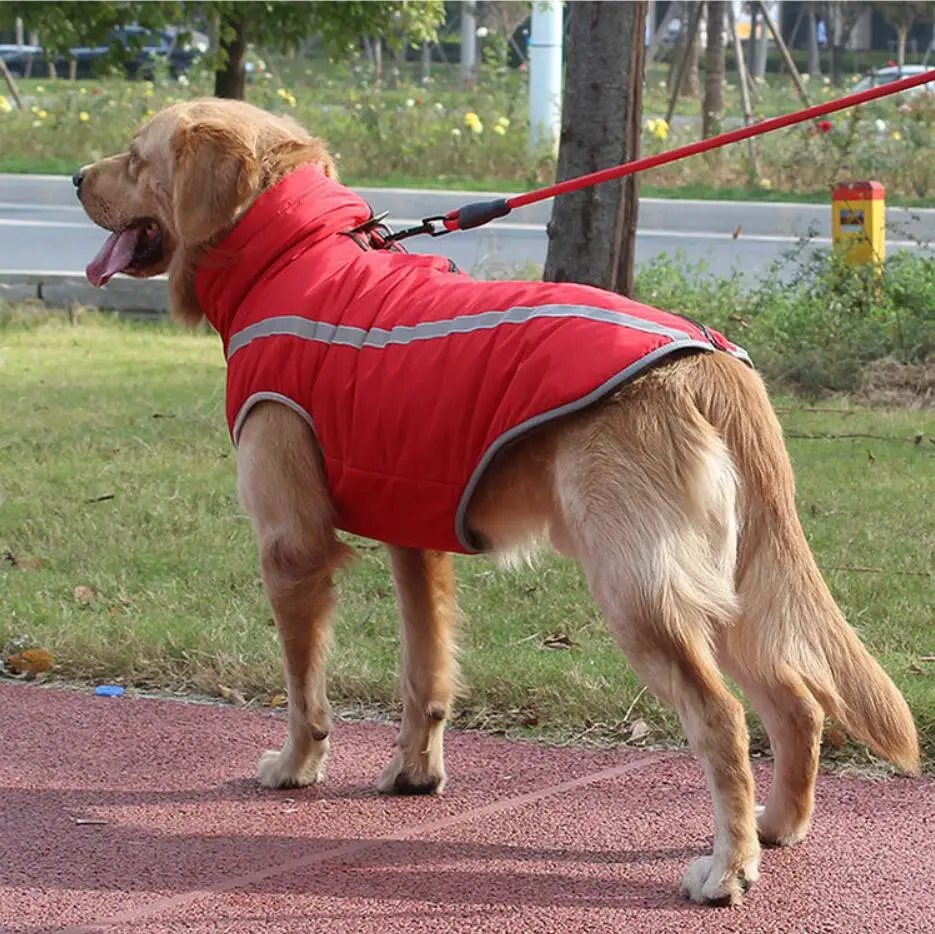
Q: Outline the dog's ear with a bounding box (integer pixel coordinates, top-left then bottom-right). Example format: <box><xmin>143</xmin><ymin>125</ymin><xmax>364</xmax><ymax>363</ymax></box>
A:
<box><xmin>173</xmin><ymin>117</ymin><xmax>260</xmax><ymax>246</ymax></box>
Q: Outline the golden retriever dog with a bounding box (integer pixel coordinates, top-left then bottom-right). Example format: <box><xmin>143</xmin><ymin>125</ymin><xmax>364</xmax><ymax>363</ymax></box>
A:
<box><xmin>74</xmin><ymin>98</ymin><xmax>919</xmax><ymax>907</ymax></box>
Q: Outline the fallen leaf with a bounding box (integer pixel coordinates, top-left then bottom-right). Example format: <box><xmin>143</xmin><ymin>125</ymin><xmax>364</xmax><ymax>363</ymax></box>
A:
<box><xmin>86</xmin><ymin>493</ymin><xmax>116</xmax><ymax>504</ymax></box>
<box><xmin>732</xmin><ymin>224</ymin><xmax>742</xmax><ymax>239</ymax></box>
<box><xmin>867</xmin><ymin>449</ymin><xmax>876</xmax><ymax>464</ymax></box>
<box><xmin>913</xmin><ymin>432</ymin><xmax>924</xmax><ymax>446</ymax></box>
<box><xmin>628</xmin><ymin>718</ymin><xmax>651</xmax><ymax>742</ymax></box>
<box><xmin>218</xmin><ymin>684</ymin><xmax>246</xmax><ymax>706</ymax></box>
<box><xmin>521</xmin><ymin>710</ymin><xmax>539</xmax><ymax>727</ymax></box>
<box><xmin>5</xmin><ymin>648</ymin><xmax>55</xmax><ymax>679</ymax></box>
<box><xmin>542</xmin><ymin>633</ymin><xmax>577</xmax><ymax>650</ymax></box>
<box><xmin>919</xmin><ymin>656</ymin><xmax>935</xmax><ymax>662</ymax></box>
<box><xmin>269</xmin><ymin>693</ymin><xmax>287</xmax><ymax>708</ymax></box>
<box><xmin>74</xmin><ymin>585</ymin><xmax>99</xmax><ymax>605</ymax></box>
<box><xmin>908</xmin><ymin>663</ymin><xmax>928</xmax><ymax>676</ymax></box>
<box><xmin>3</xmin><ymin>552</ymin><xmax>44</xmax><ymax>570</ymax></box>
<box><xmin>825</xmin><ymin>727</ymin><xmax>848</xmax><ymax>749</ymax></box>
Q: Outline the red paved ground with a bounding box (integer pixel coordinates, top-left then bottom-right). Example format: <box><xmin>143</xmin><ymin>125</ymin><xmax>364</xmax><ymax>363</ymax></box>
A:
<box><xmin>1</xmin><ymin>682</ymin><xmax>933</xmax><ymax>934</ymax></box>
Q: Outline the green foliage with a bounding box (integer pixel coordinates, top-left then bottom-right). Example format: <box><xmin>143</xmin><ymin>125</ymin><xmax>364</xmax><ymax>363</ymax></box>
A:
<box><xmin>635</xmin><ymin>242</ymin><xmax>935</xmax><ymax>393</ymax></box>
<box><xmin>0</xmin><ymin>0</ymin><xmax>446</xmax><ymax>72</ymax></box>
<box><xmin>873</xmin><ymin>1</ymin><xmax>935</xmax><ymax>33</ymax></box>
<box><xmin>8</xmin><ymin>63</ymin><xmax>935</xmax><ymax>199</ymax></box>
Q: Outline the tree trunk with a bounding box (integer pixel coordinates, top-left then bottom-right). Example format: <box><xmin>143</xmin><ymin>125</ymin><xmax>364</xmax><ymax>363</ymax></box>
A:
<box><xmin>830</xmin><ymin>42</ymin><xmax>843</xmax><ymax>86</ymax></box>
<box><xmin>807</xmin><ymin>3</ymin><xmax>821</xmax><ymax>77</ymax></box>
<box><xmin>746</xmin><ymin>4</ymin><xmax>758</xmax><ymax>71</ymax></box>
<box><xmin>461</xmin><ymin>0</ymin><xmax>477</xmax><ymax>81</ymax></box>
<box><xmin>702</xmin><ymin>0</ymin><xmax>725</xmax><ymax>139</ymax></box>
<box><xmin>543</xmin><ymin>1</ymin><xmax>647</xmax><ymax>297</ymax></box>
<box><xmin>421</xmin><ymin>41</ymin><xmax>432</xmax><ymax>82</ymax></box>
<box><xmin>752</xmin><ymin>6</ymin><xmax>768</xmax><ymax>78</ymax></box>
<box><xmin>685</xmin><ymin>16</ymin><xmax>701</xmax><ymax>95</ymax></box>
<box><xmin>897</xmin><ymin>26</ymin><xmax>908</xmax><ymax>72</ymax></box>
<box><xmin>827</xmin><ymin>0</ymin><xmax>851</xmax><ymax>87</ymax></box>
<box><xmin>669</xmin><ymin>2</ymin><xmax>701</xmax><ymax>98</ymax></box>
<box><xmin>214</xmin><ymin>15</ymin><xmax>247</xmax><ymax>100</ymax></box>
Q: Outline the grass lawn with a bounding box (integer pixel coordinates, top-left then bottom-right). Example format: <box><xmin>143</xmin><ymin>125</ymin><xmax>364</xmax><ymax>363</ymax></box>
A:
<box><xmin>1</xmin><ymin>309</ymin><xmax>933</xmax><ymax>765</ymax></box>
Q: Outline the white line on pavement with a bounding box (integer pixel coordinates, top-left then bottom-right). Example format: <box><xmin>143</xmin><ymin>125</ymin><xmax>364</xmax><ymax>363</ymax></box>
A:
<box><xmin>0</xmin><ymin>216</ymin><xmax>924</xmax><ymax>250</ymax></box>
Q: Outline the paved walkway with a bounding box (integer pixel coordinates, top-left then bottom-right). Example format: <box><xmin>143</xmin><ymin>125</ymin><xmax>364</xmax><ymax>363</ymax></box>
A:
<box><xmin>2</xmin><ymin>682</ymin><xmax>933</xmax><ymax>933</ymax></box>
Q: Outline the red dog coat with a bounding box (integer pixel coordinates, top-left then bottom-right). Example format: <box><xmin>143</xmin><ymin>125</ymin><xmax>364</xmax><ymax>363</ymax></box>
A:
<box><xmin>196</xmin><ymin>166</ymin><xmax>750</xmax><ymax>554</ymax></box>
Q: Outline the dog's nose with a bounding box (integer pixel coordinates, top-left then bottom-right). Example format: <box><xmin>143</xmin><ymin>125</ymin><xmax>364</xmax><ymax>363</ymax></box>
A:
<box><xmin>72</xmin><ymin>169</ymin><xmax>85</xmax><ymax>198</ymax></box>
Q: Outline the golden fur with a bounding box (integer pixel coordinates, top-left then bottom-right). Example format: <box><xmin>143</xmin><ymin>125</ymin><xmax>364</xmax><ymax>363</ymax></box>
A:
<box><xmin>77</xmin><ymin>98</ymin><xmax>920</xmax><ymax>907</ymax></box>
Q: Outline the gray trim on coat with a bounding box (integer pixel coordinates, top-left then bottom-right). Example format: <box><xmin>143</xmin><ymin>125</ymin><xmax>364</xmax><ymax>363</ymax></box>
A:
<box><xmin>231</xmin><ymin>391</ymin><xmax>317</xmax><ymax>447</ymax></box>
<box><xmin>225</xmin><ymin>303</ymin><xmax>696</xmax><ymax>360</ymax></box>
<box><xmin>453</xmin><ymin>340</ymin><xmax>717</xmax><ymax>552</ymax></box>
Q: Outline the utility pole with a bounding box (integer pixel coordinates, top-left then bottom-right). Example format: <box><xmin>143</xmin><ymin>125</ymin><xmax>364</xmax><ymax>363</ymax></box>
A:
<box><xmin>528</xmin><ymin>0</ymin><xmax>564</xmax><ymax>154</ymax></box>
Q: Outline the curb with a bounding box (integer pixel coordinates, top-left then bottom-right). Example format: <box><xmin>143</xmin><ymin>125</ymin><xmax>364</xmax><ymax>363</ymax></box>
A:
<box><xmin>0</xmin><ymin>270</ymin><xmax>169</xmax><ymax>314</ymax></box>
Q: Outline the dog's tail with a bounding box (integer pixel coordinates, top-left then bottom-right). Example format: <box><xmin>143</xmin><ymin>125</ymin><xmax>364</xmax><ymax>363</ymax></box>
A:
<box><xmin>691</xmin><ymin>352</ymin><xmax>920</xmax><ymax>773</ymax></box>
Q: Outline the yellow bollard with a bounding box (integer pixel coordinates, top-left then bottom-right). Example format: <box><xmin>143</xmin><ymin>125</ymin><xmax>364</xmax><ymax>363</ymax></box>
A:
<box><xmin>831</xmin><ymin>181</ymin><xmax>885</xmax><ymax>269</ymax></box>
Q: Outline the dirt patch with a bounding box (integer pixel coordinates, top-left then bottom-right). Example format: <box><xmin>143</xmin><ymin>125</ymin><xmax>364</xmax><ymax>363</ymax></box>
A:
<box><xmin>855</xmin><ymin>358</ymin><xmax>935</xmax><ymax>408</ymax></box>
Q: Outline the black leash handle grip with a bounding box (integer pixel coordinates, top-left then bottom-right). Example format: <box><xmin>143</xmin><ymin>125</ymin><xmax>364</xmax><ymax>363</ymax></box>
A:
<box><xmin>445</xmin><ymin>198</ymin><xmax>511</xmax><ymax>231</ymax></box>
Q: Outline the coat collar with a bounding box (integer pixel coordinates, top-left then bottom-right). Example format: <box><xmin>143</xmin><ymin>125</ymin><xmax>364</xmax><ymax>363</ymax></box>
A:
<box><xmin>195</xmin><ymin>166</ymin><xmax>372</xmax><ymax>340</ymax></box>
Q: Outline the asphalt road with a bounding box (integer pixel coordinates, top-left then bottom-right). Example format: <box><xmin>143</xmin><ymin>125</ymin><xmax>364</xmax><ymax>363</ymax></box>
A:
<box><xmin>2</xmin><ymin>174</ymin><xmax>934</xmax><ymax>281</ymax></box>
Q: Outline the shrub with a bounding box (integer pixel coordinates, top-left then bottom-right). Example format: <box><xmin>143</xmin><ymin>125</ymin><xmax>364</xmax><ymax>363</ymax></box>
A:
<box><xmin>635</xmin><ymin>240</ymin><xmax>935</xmax><ymax>393</ymax></box>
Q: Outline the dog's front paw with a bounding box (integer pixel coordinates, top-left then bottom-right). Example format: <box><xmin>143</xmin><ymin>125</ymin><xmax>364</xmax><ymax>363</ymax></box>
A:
<box><xmin>680</xmin><ymin>851</ymin><xmax>760</xmax><ymax>907</ymax></box>
<box><xmin>377</xmin><ymin>749</ymin><xmax>446</xmax><ymax>796</ymax></box>
<box><xmin>257</xmin><ymin>741</ymin><xmax>330</xmax><ymax>789</ymax></box>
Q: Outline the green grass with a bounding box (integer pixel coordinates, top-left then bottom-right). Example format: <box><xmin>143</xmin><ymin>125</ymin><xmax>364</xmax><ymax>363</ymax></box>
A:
<box><xmin>1</xmin><ymin>309</ymin><xmax>933</xmax><ymax>764</ymax></box>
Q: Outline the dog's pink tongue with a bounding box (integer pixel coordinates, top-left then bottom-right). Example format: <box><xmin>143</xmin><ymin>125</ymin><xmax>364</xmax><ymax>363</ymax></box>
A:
<box><xmin>86</xmin><ymin>228</ymin><xmax>140</xmax><ymax>287</ymax></box>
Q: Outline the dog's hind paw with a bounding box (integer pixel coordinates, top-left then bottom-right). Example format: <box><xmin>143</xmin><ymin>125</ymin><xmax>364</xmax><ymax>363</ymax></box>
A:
<box><xmin>680</xmin><ymin>852</ymin><xmax>760</xmax><ymax>907</ymax></box>
<box><xmin>257</xmin><ymin>743</ymin><xmax>330</xmax><ymax>789</ymax></box>
<box><xmin>377</xmin><ymin>750</ymin><xmax>446</xmax><ymax>796</ymax></box>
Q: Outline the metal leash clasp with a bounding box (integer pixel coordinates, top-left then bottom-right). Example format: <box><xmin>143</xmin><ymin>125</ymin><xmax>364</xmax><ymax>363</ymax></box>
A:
<box><xmin>382</xmin><ymin>215</ymin><xmax>452</xmax><ymax>246</ymax></box>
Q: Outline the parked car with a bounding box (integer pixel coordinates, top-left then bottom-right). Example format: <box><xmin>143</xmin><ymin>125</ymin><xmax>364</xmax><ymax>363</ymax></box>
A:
<box><xmin>0</xmin><ymin>43</ymin><xmax>43</xmax><ymax>77</ymax></box>
<box><xmin>853</xmin><ymin>65</ymin><xmax>935</xmax><ymax>97</ymax></box>
<box><xmin>0</xmin><ymin>25</ymin><xmax>208</xmax><ymax>80</ymax></box>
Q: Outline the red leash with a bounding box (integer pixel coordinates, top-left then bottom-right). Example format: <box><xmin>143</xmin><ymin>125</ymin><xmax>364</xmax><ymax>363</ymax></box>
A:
<box><xmin>385</xmin><ymin>66</ymin><xmax>935</xmax><ymax>244</ymax></box>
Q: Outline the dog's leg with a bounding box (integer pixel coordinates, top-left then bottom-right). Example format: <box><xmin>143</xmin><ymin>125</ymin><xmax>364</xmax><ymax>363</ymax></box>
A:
<box><xmin>377</xmin><ymin>547</ymin><xmax>457</xmax><ymax>795</ymax></box>
<box><xmin>599</xmin><ymin>597</ymin><xmax>760</xmax><ymax>906</ymax></box>
<box><xmin>727</xmin><ymin>668</ymin><xmax>823</xmax><ymax>847</ymax></box>
<box><xmin>237</xmin><ymin>402</ymin><xmax>352</xmax><ymax>789</ymax></box>
<box><xmin>558</xmin><ymin>394</ymin><xmax>759</xmax><ymax>906</ymax></box>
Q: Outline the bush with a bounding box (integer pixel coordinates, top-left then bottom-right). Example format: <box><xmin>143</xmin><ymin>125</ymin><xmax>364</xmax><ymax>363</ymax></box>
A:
<box><xmin>635</xmin><ymin>240</ymin><xmax>935</xmax><ymax>394</ymax></box>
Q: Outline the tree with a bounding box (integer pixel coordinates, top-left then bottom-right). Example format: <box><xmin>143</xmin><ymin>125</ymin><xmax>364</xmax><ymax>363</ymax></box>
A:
<box><xmin>480</xmin><ymin>0</ymin><xmax>533</xmax><ymax>67</ymax></box>
<box><xmin>823</xmin><ymin>1</ymin><xmax>867</xmax><ymax>86</ymax></box>
<box><xmin>543</xmin><ymin>1</ymin><xmax>647</xmax><ymax>298</ymax></box>
<box><xmin>702</xmin><ymin>0</ymin><xmax>725</xmax><ymax>139</ymax></box>
<box><xmin>668</xmin><ymin>1</ymin><xmax>701</xmax><ymax>99</ymax></box>
<box><xmin>806</xmin><ymin>1</ymin><xmax>822</xmax><ymax>79</ymax></box>
<box><xmin>0</xmin><ymin>0</ymin><xmax>446</xmax><ymax>99</ymax></box>
<box><xmin>875</xmin><ymin>2</ymin><xmax>935</xmax><ymax>71</ymax></box>
<box><xmin>206</xmin><ymin>2</ymin><xmax>444</xmax><ymax>99</ymax></box>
